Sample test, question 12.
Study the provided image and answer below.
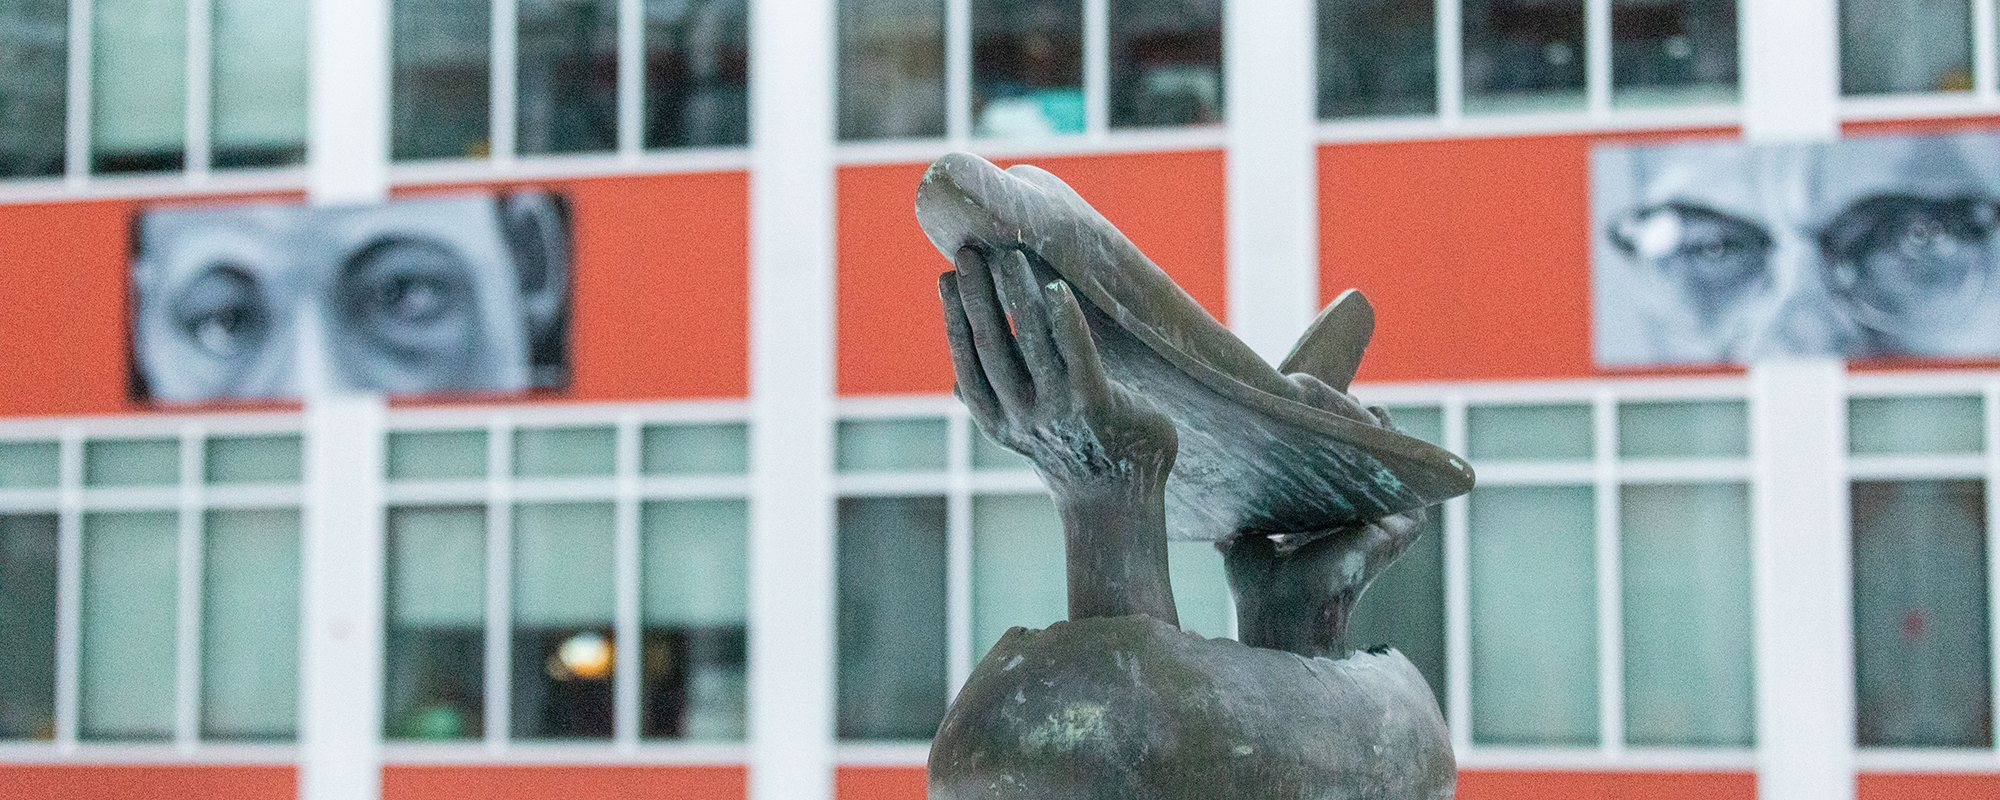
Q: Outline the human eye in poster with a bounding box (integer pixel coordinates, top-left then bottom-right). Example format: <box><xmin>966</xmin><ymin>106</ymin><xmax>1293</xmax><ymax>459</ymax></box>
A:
<box><xmin>130</xmin><ymin>192</ymin><xmax>571</xmax><ymax>402</ymax></box>
<box><xmin>1592</xmin><ymin>131</ymin><xmax>2000</xmax><ymax>366</ymax></box>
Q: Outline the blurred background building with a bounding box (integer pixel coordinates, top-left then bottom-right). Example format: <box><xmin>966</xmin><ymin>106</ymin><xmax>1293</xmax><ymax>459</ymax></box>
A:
<box><xmin>0</xmin><ymin>0</ymin><xmax>1995</xmax><ymax>799</ymax></box>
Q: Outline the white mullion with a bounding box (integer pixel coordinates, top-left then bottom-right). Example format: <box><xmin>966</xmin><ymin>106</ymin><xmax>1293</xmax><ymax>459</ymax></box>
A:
<box><xmin>1977</xmin><ymin>0</ymin><xmax>1999</xmax><ymax>105</ymax></box>
<box><xmin>1593</xmin><ymin>390</ymin><xmax>1623</xmax><ymax>755</ymax></box>
<box><xmin>1986</xmin><ymin>379</ymin><xmax>2000</xmax><ymax>753</ymax></box>
<box><xmin>484</xmin><ymin>414</ymin><xmax>515</xmax><ymax>753</ymax></box>
<box><xmin>1442</xmin><ymin>393</ymin><xmax>1472</xmax><ymax>751</ymax></box>
<box><xmin>618</xmin><ymin>0</ymin><xmax>643</xmax><ymax>158</ymax></box>
<box><xmin>945</xmin><ymin>0</ymin><xmax>971</xmax><ymax>145</ymax></box>
<box><xmin>186</xmin><ymin>0</ymin><xmax>214</xmax><ymax>179</ymax></box>
<box><xmin>492</xmin><ymin>0</ymin><xmax>519</xmax><ymax>167</ymax></box>
<box><xmin>174</xmin><ymin>426</ymin><xmax>207</xmax><ymax>751</ymax></box>
<box><xmin>66</xmin><ymin>0</ymin><xmax>93</xmax><ymax>185</ymax></box>
<box><xmin>53</xmin><ymin>427</ymin><xmax>85</xmax><ymax>751</ymax></box>
<box><xmin>1436</xmin><ymin>0</ymin><xmax>1462</xmax><ymax>126</ymax></box>
<box><xmin>1083</xmin><ymin>0</ymin><xmax>1108</xmax><ymax>139</ymax></box>
<box><xmin>1584</xmin><ymin>0</ymin><xmax>1611</xmax><ymax>117</ymax></box>
<box><xmin>945</xmin><ymin>411</ymin><xmax>974</xmax><ymax>699</ymax></box>
<box><xmin>614</xmin><ymin>413</ymin><xmax>644</xmax><ymax>750</ymax></box>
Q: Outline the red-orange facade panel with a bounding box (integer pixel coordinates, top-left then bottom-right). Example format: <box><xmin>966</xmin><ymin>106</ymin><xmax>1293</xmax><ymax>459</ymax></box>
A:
<box><xmin>381</xmin><ymin>764</ymin><xmax>746</xmax><ymax>800</ymax></box>
<box><xmin>0</xmin><ymin>764</ymin><xmax>296</xmax><ymax>800</ymax></box>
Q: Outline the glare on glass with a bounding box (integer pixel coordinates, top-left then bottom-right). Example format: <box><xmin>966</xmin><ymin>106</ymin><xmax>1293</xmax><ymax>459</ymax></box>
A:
<box><xmin>1467</xmin><ymin>403</ymin><xmax>1592</xmax><ymax>461</ymax></box>
<box><xmin>206</xmin><ymin>434</ymin><xmax>304</xmax><ymax>484</ymax></box>
<box><xmin>392</xmin><ymin>0</ymin><xmax>494</xmax><ymax>160</ymax></box>
<box><xmin>1618</xmin><ymin>400</ymin><xmax>1747</xmax><ymax>458</ymax></box>
<box><xmin>202</xmin><ymin>508</ymin><xmax>301</xmax><ymax>739</ymax></box>
<box><xmin>518</xmin><ymin>0</ymin><xmax>619</xmax><ymax>155</ymax></box>
<box><xmin>1317</xmin><ymin>0</ymin><xmax>1437</xmax><ymax>119</ymax></box>
<box><xmin>1849</xmin><ymin>395</ymin><xmax>1984</xmax><ymax>455</ymax></box>
<box><xmin>643</xmin><ymin>422</ymin><xmax>750</xmax><ymax>475</ymax></box>
<box><xmin>973</xmin><ymin>0</ymin><xmax>1086</xmax><ymax>138</ymax></box>
<box><xmin>837</xmin><ymin>417</ymin><xmax>948</xmax><ymax>472</ymax></box>
<box><xmin>836</xmin><ymin>496</ymin><xmax>948</xmax><ymax>740</ymax></box>
<box><xmin>85</xmin><ymin>438</ymin><xmax>180</xmax><ymax>487</ymax></box>
<box><xmin>972</xmin><ymin>493</ymin><xmax>1066</xmax><ymax>658</ymax></box>
<box><xmin>0</xmin><ymin>514</ymin><xmax>59</xmax><ymax>740</ymax></box>
<box><xmin>514</xmin><ymin>425</ymin><xmax>618</xmax><ymax>477</ymax></box>
<box><xmin>1345</xmin><ymin>511</ymin><xmax>1446</xmax><ymax>712</ymax></box>
<box><xmin>0</xmin><ymin>0</ymin><xmax>67</xmax><ymax>178</ymax></box>
<box><xmin>212</xmin><ymin>0</ymin><xmax>309</xmax><ymax>167</ymax></box>
<box><xmin>0</xmin><ymin>440</ymin><xmax>60</xmax><ymax>488</ymax></box>
<box><xmin>387</xmin><ymin>429</ymin><xmax>489</xmax><ymax>480</ymax></box>
<box><xmin>1108</xmin><ymin>0</ymin><xmax>1223</xmax><ymax>128</ymax></box>
<box><xmin>93</xmin><ymin>0</ymin><xmax>188</xmax><ymax>172</ymax></box>
<box><xmin>1621</xmin><ymin>483</ymin><xmax>1753</xmax><ymax>747</ymax></box>
<box><xmin>80</xmin><ymin>511</ymin><xmax>180</xmax><ymax>740</ymax></box>
<box><xmin>1469</xmin><ymin>485</ymin><xmax>1598</xmax><ymax>746</ymax></box>
<box><xmin>642</xmin><ymin>499</ymin><xmax>748</xmax><ymax>739</ymax></box>
<box><xmin>645</xmin><ymin>0</ymin><xmax>750</xmax><ymax>148</ymax></box>
<box><xmin>1610</xmin><ymin>0</ymin><xmax>1738</xmax><ymax>106</ymax></box>
<box><xmin>513</xmin><ymin>502</ymin><xmax>617</xmax><ymax>738</ymax></box>
<box><xmin>837</xmin><ymin>0</ymin><xmax>948</xmax><ymax>140</ymax></box>
<box><xmin>385</xmin><ymin>505</ymin><xmax>487</xmax><ymax>739</ymax></box>
<box><xmin>1839</xmin><ymin>0</ymin><xmax>1973</xmax><ymax>95</ymax></box>
<box><xmin>1461</xmin><ymin>0</ymin><xmax>1587</xmax><ymax>114</ymax></box>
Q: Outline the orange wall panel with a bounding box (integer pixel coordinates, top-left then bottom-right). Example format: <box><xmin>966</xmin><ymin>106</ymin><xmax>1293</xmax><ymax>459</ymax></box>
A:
<box><xmin>0</xmin><ymin>199</ymin><xmax>148</xmax><ymax>418</ymax></box>
<box><xmin>835</xmin><ymin>765</ymin><xmax>927</xmax><ymax>800</ymax></box>
<box><xmin>1859</xmin><ymin>772</ymin><xmax>2000</xmax><ymax>800</ymax></box>
<box><xmin>1458</xmin><ymin>769</ymin><xmax>1756</xmax><ymax>800</ymax></box>
<box><xmin>836</xmin><ymin>149</ymin><xmax>1226</xmax><ymax>396</ymax></box>
<box><xmin>383</xmin><ymin>764</ymin><xmax>746</xmax><ymax>800</ymax></box>
<box><xmin>0</xmin><ymin>764</ymin><xmax>296</xmax><ymax>800</ymax></box>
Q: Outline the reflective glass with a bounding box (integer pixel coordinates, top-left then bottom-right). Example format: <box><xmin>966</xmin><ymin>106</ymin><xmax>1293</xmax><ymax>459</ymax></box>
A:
<box><xmin>206</xmin><ymin>434</ymin><xmax>303</xmax><ymax>484</ymax></box>
<box><xmin>393</xmin><ymin>0</ymin><xmax>493</xmax><ymax>160</ymax></box>
<box><xmin>837</xmin><ymin>417</ymin><xmax>948</xmax><ymax>472</ymax></box>
<box><xmin>969</xmin><ymin>427</ymin><xmax>1032</xmax><ymax>470</ymax></box>
<box><xmin>1610</xmin><ymin>0</ymin><xmax>1738</xmax><ymax>106</ymax></box>
<box><xmin>0</xmin><ymin>514</ymin><xmax>59</xmax><ymax>740</ymax></box>
<box><xmin>514</xmin><ymin>425</ymin><xmax>617</xmax><ymax>477</ymax></box>
<box><xmin>1108</xmin><ymin>0</ymin><xmax>1223</xmax><ymax>127</ymax></box>
<box><xmin>1619</xmin><ymin>400</ymin><xmax>1747</xmax><ymax>458</ymax></box>
<box><xmin>1168</xmin><ymin>540</ymin><xmax>1232</xmax><ymax>639</ymax></box>
<box><xmin>1345</xmin><ymin>511</ymin><xmax>1445</xmax><ymax>712</ymax></box>
<box><xmin>513</xmin><ymin>502</ymin><xmax>616</xmax><ymax>738</ymax></box>
<box><xmin>1469</xmin><ymin>485</ymin><xmax>1597</xmax><ymax>745</ymax></box>
<box><xmin>642</xmin><ymin>422</ymin><xmax>749</xmax><ymax>475</ymax></box>
<box><xmin>972</xmin><ymin>0</ymin><xmax>1085</xmax><ymax>138</ymax></box>
<box><xmin>212</xmin><ymin>0</ymin><xmax>309</xmax><ymax>167</ymax></box>
<box><xmin>518</xmin><ymin>0</ymin><xmax>619</xmax><ymax>155</ymax></box>
<box><xmin>1462</xmin><ymin>0</ymin><xmax>1586</xmax><ymax>114</ymax></box>
<box><xmin>1850</xmin><ymin>396</ymin><xmax>1984</xmax><ymax>455</ymax></box>
<box><xmin>1840</xmin><ymin>0</ymin><xmax>1973</xmax><ymax>95</ymax></box>
<box><xmin>387</xmin><ymin>429</ymin><xmax>489</xmax><ymax>480</ymax></box>
<box><xmin>80</xmin><ymin>511</ymin><xmax>179</xmax><ymax>739</ymax></box>
<box><xmin>1379</xmin><ymin>405</ymin><xmax>1444</xmax><ymax>447</ymax></box>
<box><xmin>1622</xmin><ymin>483</ymin><xmax>1753</xmax><ymax>747</ymax></box>
<box><xmin>85</xmin><ymin>437</ymin><xmax>180</xmax><ymax>487</ymax></box>
<box><xmin>1853</xmin><ymin>480</ymin><xmax>1991</xmax><ymax>747</ymax></box>
<box><xmin>384</xmin><ymin>505</ymin><xmax>486</xmax><ymax>739</ymax></box>
<box><xmin>645</xmin><ymin>0</ymin><xmax>749</xmax><ymax>148</ymax></box>
<box><xmin>1317</xmin><ymin>0</ymin><xmax>1437</xmax><ymax>118</ymax></box>
<box><xmin>0</xmin><ymin>441</ymin><xmax>59</xmax><ymax>488</ymax></box>
<box><xmin>0</xmin><ymin>0</ymin><xmax>67</xmax><ymax>178</ymax></box>
<box><xmin>1467</xmin><ymin>403</ymin><xmax>1592</xmax><ymax>461</ymax></box>
<box><xmin>93</xmin><ymin>0</ymin><xmax>188</xmax><ymax>172</ymax></box>
<box><xmin>641</xmin><ymin>499</ymin><xmax>748</xmax><ymax>739</ymax></box>
<box><xmin>201</xmin><ymin>508</ymin><xmax>300</xmax><ymax>739</ymax></box>
<box><xmin>837</xmin><ymin>0</ymin><xmax>947</xmax><ymax>140</ymax></box>
<box><xmin>836</xmin><ymin>496</ymin><xmax>947</xmax><ymax>740</ymax></box>
<box><xmin>972</xmin><ymin>493</ymin><xmax>1065</xmax><ymax>658</ymax></box>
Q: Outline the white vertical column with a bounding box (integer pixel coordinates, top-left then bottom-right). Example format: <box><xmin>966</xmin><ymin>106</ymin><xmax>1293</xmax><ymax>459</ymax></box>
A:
<box><xmin>1741</xmin><ymin>0</ymin><xmax>1839</xmax><ymax>143</ymax></box>
<box><xmin>300</xmin><ymin>395</ymin><xmax>387</xmax><ymax>800</ymax></box>
<box><xmin>1224</xmin><ymin>0</ymin><xmax>1318</xmax><ymax>365</ymax></box>
<box><xmin>749</xmin><ymin>0</ymin><xmax>837</xmax><ymax>796</ymax></box>
<box><xmin>1749</xmin><ymin>361</ymin><xmax>1853</xmax><ymax>800</ymax></box>
<box><xmin>309</xmin><ymin>0</ymin><xmax>389</xmax><ymax>206</ymax></box>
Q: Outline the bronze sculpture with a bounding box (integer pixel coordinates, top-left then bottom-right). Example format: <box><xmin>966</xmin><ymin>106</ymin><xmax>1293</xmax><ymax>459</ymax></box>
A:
<box><xmin>916</xmin><ymin>153</ymin><xmax>1474</xmax><ymax>799</ymax></box>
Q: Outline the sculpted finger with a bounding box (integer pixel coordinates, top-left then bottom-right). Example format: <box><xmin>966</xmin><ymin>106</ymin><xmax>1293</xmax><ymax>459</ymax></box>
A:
<box><xmin>1045</xmin><ymin>279</ymin><xmax>1111</xmax><ymax>411</ymax></box>
<box><xmin>994</xmin><ymin>249</ymin><xmax>1065</xmax><ymax>401</ymax></box>
<box><xmin>940</xmin><ymin>272</ymin><xmax>1002</xmax><ymax>424</ymax></box>
<box><xmin>953</xmin><ymin>246</ymin><xmax>1032</xmax><ymax>407</ymax></box>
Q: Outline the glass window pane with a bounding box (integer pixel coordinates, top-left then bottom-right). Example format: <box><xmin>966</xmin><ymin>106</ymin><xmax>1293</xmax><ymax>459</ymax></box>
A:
<box><xmin>970</xmin><ymin>427</ymin><xmax>1032</xmax><ymax>470</ymax></box>
<box><xmin>1610</xmin><ymin>0</ymin><xmax>1738</xmax><ymax>106</ymax></box>
<box><xmin>1468</xmin><ymin>403</ymin><xmax>1592</xmax><ymax>461</ymax></box>
<box><xmin>388</xmin><ymin>429</ymin><xmax>489</xmax><ymax>480</ymax></box>
<box><xmin>837</xmin><ymin>0</ymin><xmax>947</xmax><ymax>140</ymax></box>
<box><xmin>1462</xmin><ymin>0</ymin><xmax>1586</xmax><ymax>114</ymax></box>
<box><xmin>837</xmin><ymin>417</ymin><xmax>948</xmax><ymax>472</ymax></box>
<box><xmin>972</xmin><ymin>493</ymin><xmax>1065</xmax><ymax>659</ymax></box>
<box><xmin>837</xmin><ymin>496</ymin><xmax>947</xmax><ymax>740</ymax></box>
<box><xmin>1346</xmin><ymin>510</ymin><xmax>1446</xmax><ymax>714</ymax></box>
<box><xmin>514</xmin><ymin>425</ymin><xmax>617</xmax><ymax>477</ymax></box>
<box><xmin>1853</xmin><ymin>480</ymin><xmax>1991</xmax><ymax>747</ymax></box>
<box><xmin>206</xmin><ymin>434</ymin><xmax>303</xmax><ymax>484</ymax></box>
<box><xmin>513</xmin><ymin>502</ymin><xmax>616</xmax><ymax>739</ymax></box>
<box><xmin>1168</xmin><ymin>540</ymin><xmax>1231</xmax><ymax>640</ymax></box>
<box><xmin>1620</xmin><ymin>400</ymin><xmax>1747</xmax><ymax>458</ymax></box>
<box><xmin>211</xmin><ymin>0</ymin><xmax>309</xmax><ymax>167</ymax></box>
<box><xmin>1840</xmin><ymin>0</ymin><xmax>1973</xmax><ymax>95</ymax></box>
<box><xmin>85</xmin><ymin>437</ymin><xmax>180</xmax><ymax>487</ymax></box>
<box><xmin>972</xmin><ymin>0</ymin><xmax>1085</xmax><ymax>138</ymax></box>
<box><xmin>93</xmin><ymin>0</ymin><xmax>188</xmax><ymax>172</ymax></box>
<box><xmin>1622</xmin><ymin>483</ymin><xmax>1753</xmax><ymax>747</ymax></box>
<box><xmin>0</xmin><ymin>441</ymin><xmax>60</xmax><ymax>488</ymax></box>
<box><xmin>644</xmin><ymin>0</ymin><xmax>749</xmax><ymax>148</ymax></box>
<box><xmin>1317</xmin><ymin>0</ymin><xmax>1437</xmax><ymax>118</ymax></box>
<box><xmin>385</xmin><ymin>505</ymin><xmax>486</xmax><ymax>740</ymax></box>
<box><xmin>642</xmin><ymin>422</ymin><xmax>748</xmax><ymax>475</ymax></box>
<box><xmin>1380</xmin><ymin>405</ymin><xmax>1444</xmax><ymax>447</ymax></box>
<box><xmin>1108</xmin><ymin>0</ymin><xmax>1223</xmax><ymax>128</ymax></box>
<box><xmin>201</xmin><ymin>508</ymin><xmax>301</xmax><ymax>739</ymax></box>
<box><xmin>80</xmin><ymin>511</ymin><xmax>179</xmax><ymax>739</ymax></box>
<box><xmin>1850</xmin><ymin>396</ymin><xmax>1984</xmax><ymax>455</ymax></box>
<box><xmin>0</xmin><ymin>514</ymin><xmax>59</xmax><ymax>740</ymax></box>
<box><xmin>393</xmin><ymin>0</ymin><xmax>493</xmax><ymax>160</ymax></box>
<box><xmin>518</xmin><ymin>0</ymin><xmax>618</xmax><ymax>155</ymax></box>
<box><xmin>0</xmin><ymin>0</ymin><xmax>67</xmax><ymax>178</ymax></box>
<box><xmin>642</xmin><ymin>499</ymin><xmax>748</xmax><ymax>740</ymax></box>
<box><xmin>1469</xmin><ymin>485</ymin><xmax>1597</xmax><ymax>745</ymax></box>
